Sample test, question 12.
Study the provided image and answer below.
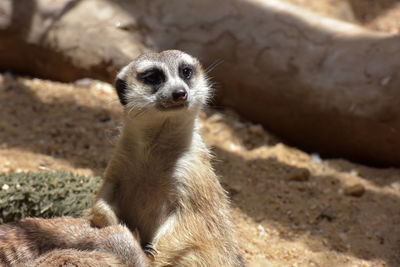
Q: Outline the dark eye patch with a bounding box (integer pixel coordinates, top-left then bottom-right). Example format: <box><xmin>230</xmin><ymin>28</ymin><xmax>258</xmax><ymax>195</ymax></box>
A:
<box><xmin>179</xmin><ymin>64</ymin><xmax>195</xmax><ymax>81</ymax></box>
<box><xmin>138</xmin><ymin>68</ymin><xmax>166</xmax><ymax>88</ymax></box>
<box><xmin>115</xmin><ymin>78</ymin><xmax>128</xmax><ymax>105</ymax></box>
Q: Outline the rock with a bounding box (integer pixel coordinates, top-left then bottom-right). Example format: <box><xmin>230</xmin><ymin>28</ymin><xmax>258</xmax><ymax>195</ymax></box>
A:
<box><xmin>286</xmin><ymin>168</ymin><xmax>310</xmax><ymax>182</ymax></box>
<box><xmin>248</xmin><ymin>124</ymin><xmax>264</xmax><ymax>136</ymax></box>
<box><xmin>207</xmin><ymin>113</ymin><xmax>224</xmax><ymax>123</ymax></box>
<box><xmin>344</xmin><ymin>184</ymin><xmax>366</xmax><ymax>197</ymax></box>
<box><xmin>255</xmin><ymin>214</ymin><xmax>265</xmax><ymax>223</ymax></box>
<box><xmin>1</xmin><ymin>184</ymin><xmax>9</xmax><ymax>191</ymax></box>
<box><xmin>74</xmin><ymin>78</ymin><xmax>95</xmax><ymax>88</ymax></box>
<box><xmin>311</xmin><ymin>153</ymin><xmax>322</xmax><ymax>164</ymax></box>
<box><xmin>315</xmin><ymin>206</ymin><xmax>336</xmax><ymax>222</ymax></box>
<box><xmin>221</xmin><ymin>182</ymin><xmax>242</xmax><ymax>196</ymax></box>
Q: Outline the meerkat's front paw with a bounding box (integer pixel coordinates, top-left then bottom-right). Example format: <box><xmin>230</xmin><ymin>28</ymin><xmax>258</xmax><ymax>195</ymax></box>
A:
<box><xmin>143</xmin><ymin>243</ymin><xmax>158</xmax><ymax>259</ymax></box>
<box><xmin>91</xmin><ymin>199</ymin><xmax>120</xmax><ymax>228</ymax></box>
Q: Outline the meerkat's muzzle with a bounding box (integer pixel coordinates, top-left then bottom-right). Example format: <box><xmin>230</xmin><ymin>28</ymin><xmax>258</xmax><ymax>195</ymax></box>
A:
<box><xmin>172</xmin><ymin>88</ymin><xmax>187</xmax><ymax>103</ymax></box>
<box><xmin>157</xmin><ymin>86</ymin><xmax>189</xmax><ymax>110</ymax></box>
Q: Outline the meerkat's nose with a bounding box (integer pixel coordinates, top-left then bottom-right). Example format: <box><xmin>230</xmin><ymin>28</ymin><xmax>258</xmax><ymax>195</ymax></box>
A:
<box><xmin>172</xmin><ymin>88</ymin><xmax>188</xmax><ymax>102</ymax></box>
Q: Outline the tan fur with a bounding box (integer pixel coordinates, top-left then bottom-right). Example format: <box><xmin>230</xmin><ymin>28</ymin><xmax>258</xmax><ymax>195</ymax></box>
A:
<box><xmin>91</xmin><ymin>50</ymin><xmax>243</xmax><ymax>266</ymax></box>
<box><xmin>0</xmin><ymin>217</ymin><xmax>150</xmax><ymax>266</ymax></box>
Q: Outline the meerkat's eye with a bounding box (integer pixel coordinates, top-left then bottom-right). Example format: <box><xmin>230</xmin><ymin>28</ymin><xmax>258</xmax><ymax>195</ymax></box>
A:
<box><xmin>179</xmin><ymin>65</ymin><xmax>195</xmax><ymax>80</ymax></box>
<box><xmin>138</xmin><ymin>69</ymin><xmax>166</xmax><ymax>87</ymax></box>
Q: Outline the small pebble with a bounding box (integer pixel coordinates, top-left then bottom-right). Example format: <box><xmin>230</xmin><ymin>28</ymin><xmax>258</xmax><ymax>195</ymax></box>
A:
<box><xmin>74</xmin><ymin>78</ymin><xmax>95</xmax><ymax>88</ymax></box>
<box><xmin>225</xmin><ymin>183</ymin><xmax>242</xmax><ymax>196</ymax></box>
<box><xmin>286</xmin><ymin>168</ymin><xmax>310</xmax><ymax>182</ymax></box>
<box><xmin>207</xmin><ymin>113</ymin><xmax>223</xmax><ymax>123</ymax></box>
<box><xmin>228</xmin><ymin>142</ymin><xmax>241</xmax><ymax>152</ymax></box>
<box><xmin>94</xmin><ymin>82</ymin><xmax>114</xmax><ymax>93</ymax></box>
<box><xmin>344</xmin><ymin>184</ymin><xmax>365</xmax><ymax>197</ymax></box>
<box><xmin>311</xmin><ymin>153</ymin><xmax>322</xmax><ymax>163</ymax></box>
<box><xmin>50</xmin><ymin>128</ymin><xmax>59</xmax><ymax>136</ymax></box>
<box><xmin>248</xmin><ymin>124</ymin><xmax>264</xmax><ymax>136</ymax></box>
<box><xmin>315</xmin><ymin>206</ymin><xmax>335</xmax><ymax>222</ymax></box>
<box><xmin>233</xmin><ymin>121</ymin><xmax>245</xmax><ymax>129</ymax></box>
<box><xmin>257</xmin><ymin>225</ymin><xmax>266</xmax><ymax>238</ymax></box>
<box><xmin>255</xmin><ymin>214</ymin><xmax>265</xmax><ymax>222</ymax></box>
<box><xmin>1</xmin><ymin>184</ymin><xmax>9</xmax><ymax>191</ymax></box>
<box><xmin>350</xmin><ymin>169</ymin><xmax>359</xmax><ymax>176</ymax></box>
<box><xmin>38</xmin><ymin>165</ymin><xmax>48</xmax><ymax>170</ymax></box>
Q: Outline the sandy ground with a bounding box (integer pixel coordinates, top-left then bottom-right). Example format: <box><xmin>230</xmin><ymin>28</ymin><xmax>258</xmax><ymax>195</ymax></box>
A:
<box><xmin>1</xmin><ymin>1</ymin><xmax>400</xmax><ymax>266</ymax></box>
<box><xmin>1</xmin><ymin>74</ymin><xmax>400</xmax><ymax>267</ymax></box>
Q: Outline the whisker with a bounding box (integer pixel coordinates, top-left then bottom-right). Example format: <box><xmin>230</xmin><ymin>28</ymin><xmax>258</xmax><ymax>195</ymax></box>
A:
<box><xmin>132</xmin><ymin>108</ymin><xmax>146</xmax><ymax>118</ymax></box>
<box><xmin>127</xmin><ymin>104</ymin><xmax>138</xmax><ymax>116</ymax></box>
<box><xmin>125</xmin><ymin>102</ymin><xmax>153</xmax><ymax>122</ymax></box>
<box><xmin>106</xmin><ymin>98</ymin><xmax>122</xmax><ymax>106</ymax></box>
<box><xmin>205</xmin><ymin>59</ymin><xmax>223</xmax><ymax>74</ymax></box>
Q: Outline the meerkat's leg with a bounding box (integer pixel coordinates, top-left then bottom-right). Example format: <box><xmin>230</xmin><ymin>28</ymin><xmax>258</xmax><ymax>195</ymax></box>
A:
<box><xmin>92</xmin><ymin>181</ymin><xmax>120</xmax><ymax>227</ymax></box>
<box><xmin>0</xmin><ymin>217</ymin><xmax>150</xmax><ymax>266</ymax></box>
<box><xmin>92</xmin><ymin>198</ymin><xmax>119</xmax><ymax>227</ymax></box>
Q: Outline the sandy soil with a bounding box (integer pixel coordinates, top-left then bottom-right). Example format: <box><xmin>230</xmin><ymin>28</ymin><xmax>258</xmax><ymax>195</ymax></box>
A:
<box><xmin>1</xmin><ymin>74</ymin><xmax>400</xmax><ymax>267</ymax></box>
<box><xmin>1</xmin><ymin>1</ymin><xmax>400</xmax><ymax>266</ymax></box>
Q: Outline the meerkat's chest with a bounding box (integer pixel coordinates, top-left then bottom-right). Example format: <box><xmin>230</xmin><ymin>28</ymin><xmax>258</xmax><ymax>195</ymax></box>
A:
<box><xmin>116</xmin><ymin>165</ymin><xmax>177</xmax><ymax>242</ymax></box>
<box><xmin>115</xmin><ymin>147</ymin><xmax>198</xmax><ymax>242</ymax></box>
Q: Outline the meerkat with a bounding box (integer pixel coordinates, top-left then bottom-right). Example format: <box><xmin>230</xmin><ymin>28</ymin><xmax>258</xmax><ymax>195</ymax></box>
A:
<box><xmin>91</xmin><ymin>50</ymin><xmax>243</xmax><ymax>266</ymax></box>
<box><xmin>0</xmin><ymin>217</ymin><xmax>150</xmax><ymax>266</ymax></box>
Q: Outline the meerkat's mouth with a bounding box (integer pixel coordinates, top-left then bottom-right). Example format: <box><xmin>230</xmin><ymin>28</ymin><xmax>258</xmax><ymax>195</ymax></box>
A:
<box><xmin>157</xmin><ymin>102</ymin><xmax>188</xmax><ymax>111</ymax></box>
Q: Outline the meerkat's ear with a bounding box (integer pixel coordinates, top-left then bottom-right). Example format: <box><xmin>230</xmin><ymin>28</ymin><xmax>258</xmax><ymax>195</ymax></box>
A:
<box><xmin>115</xmin><ymin>78</ymin><xmax>128</xmax><ymax>106</ymax></box>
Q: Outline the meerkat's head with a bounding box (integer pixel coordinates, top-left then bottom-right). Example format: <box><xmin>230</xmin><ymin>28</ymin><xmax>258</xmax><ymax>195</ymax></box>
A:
<box><xmin>115</xmin><ymin>50</ymin><xmax>211</xmax><ymax>119</ymax></box>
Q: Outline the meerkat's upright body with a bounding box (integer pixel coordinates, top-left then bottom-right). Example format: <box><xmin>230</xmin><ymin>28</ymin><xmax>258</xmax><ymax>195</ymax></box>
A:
<box><xmin>92</xmin><ymin>50</ymin><xmax>242</xmax><ymax>266</ymax></box>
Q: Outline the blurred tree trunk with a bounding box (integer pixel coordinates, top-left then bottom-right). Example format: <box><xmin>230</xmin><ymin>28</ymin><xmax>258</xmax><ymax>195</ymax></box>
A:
<box><xmin>1</xmin><ymin>0</ymin><xmax>399</xmax><ymax>166</ymax></box>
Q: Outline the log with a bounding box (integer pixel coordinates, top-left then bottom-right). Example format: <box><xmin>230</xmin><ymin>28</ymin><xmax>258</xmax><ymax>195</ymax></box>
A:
<box><xmin>1</xmin><ymin>0</ymin><xmax>399</xmax><ymax>166</ymax></box>
<box><xmin>0</xmin><ymin>0</ymin><xmax>149</xmax><ymax>82</ymax></box>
